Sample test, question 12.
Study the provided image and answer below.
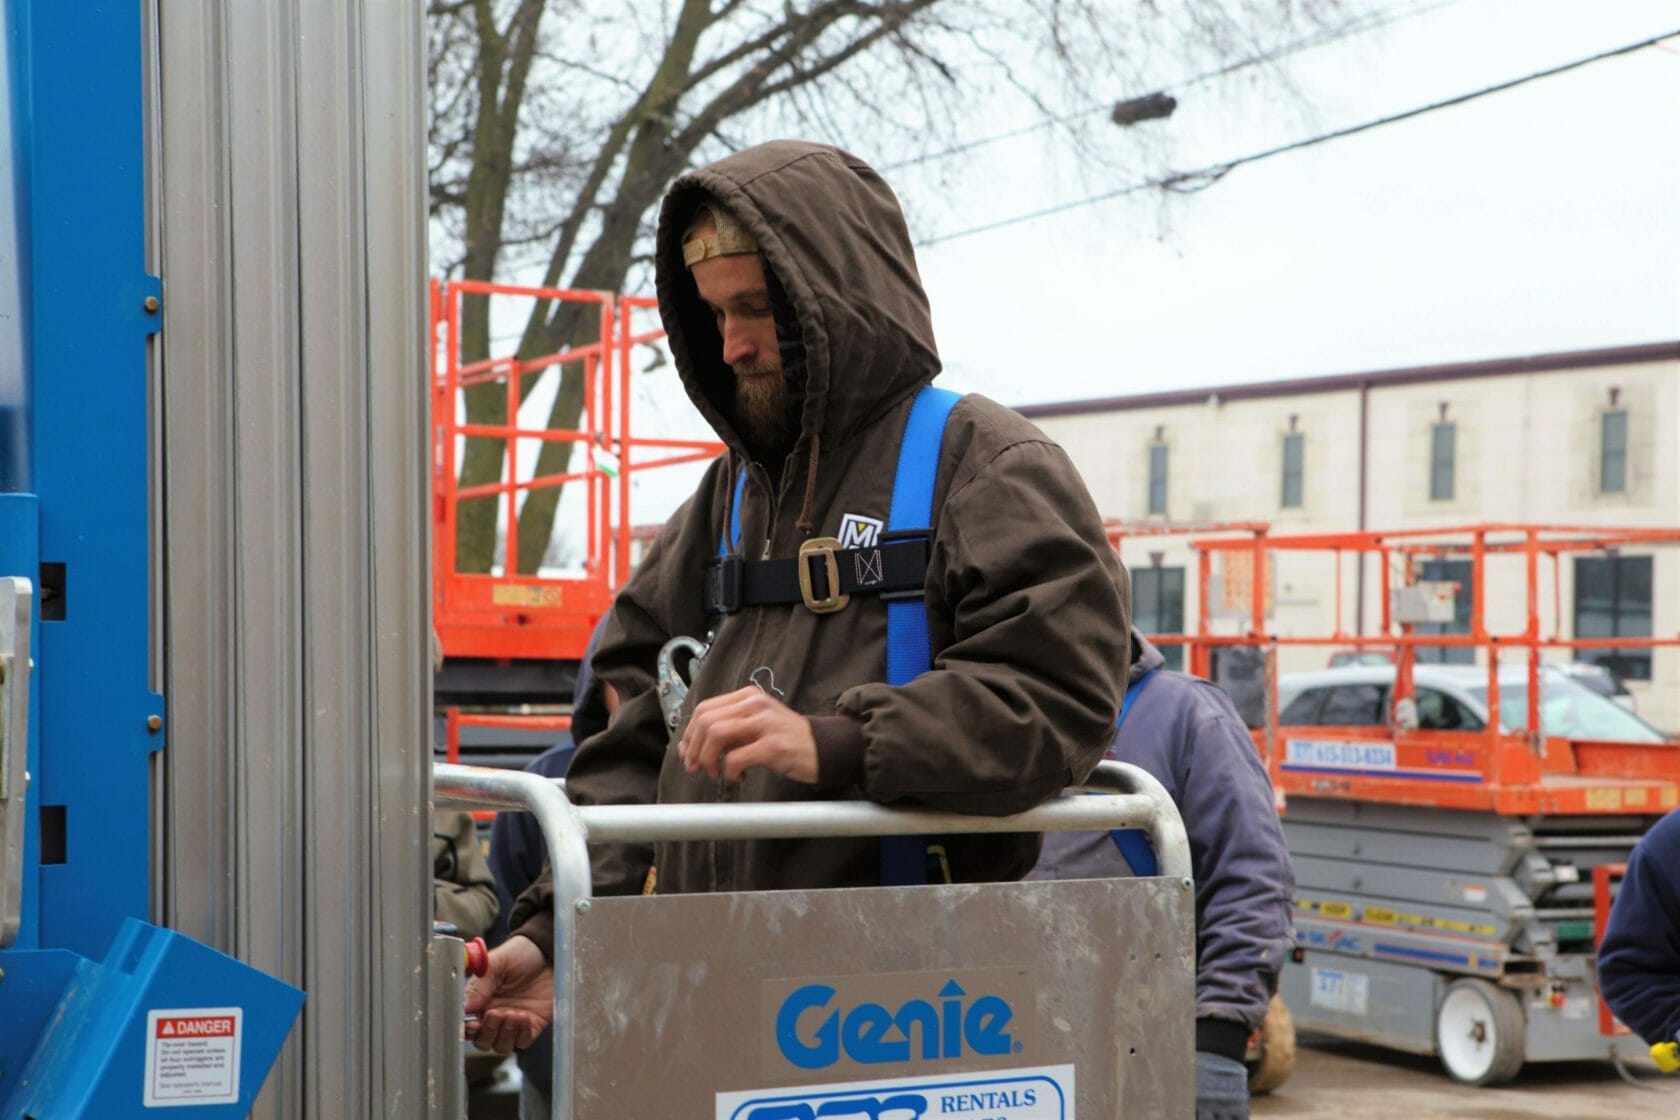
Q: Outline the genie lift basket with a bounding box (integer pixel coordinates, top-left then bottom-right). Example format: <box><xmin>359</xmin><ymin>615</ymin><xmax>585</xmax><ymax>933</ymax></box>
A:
<box><xmin>437</xmin><ymin>760</ymin><xmax>1196</xmax><ymax>1119</ymax></box>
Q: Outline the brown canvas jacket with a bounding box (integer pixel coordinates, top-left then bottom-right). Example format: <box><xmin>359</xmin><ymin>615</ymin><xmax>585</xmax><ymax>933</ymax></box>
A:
<box><xmin>510</xmin><ymin>142</ymin><xmax>1129</xmax><ymax>950</ymax></box>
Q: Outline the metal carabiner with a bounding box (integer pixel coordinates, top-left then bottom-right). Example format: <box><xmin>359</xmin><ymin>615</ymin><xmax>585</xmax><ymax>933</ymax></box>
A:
<box><xmin>656</xmin><ymin>634</ymin><xmax>710</xmax><ymax>737</ymax></box>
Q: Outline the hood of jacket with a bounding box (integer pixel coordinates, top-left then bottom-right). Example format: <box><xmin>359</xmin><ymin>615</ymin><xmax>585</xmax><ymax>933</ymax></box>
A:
<box><xmin>654</xmin><ymin>141</ymin><xmax>942</xmax><ymax>460</ymax></box>
<box><xmin>1129</xmin><ymin>627</ymin><xmax>1166</xmax><ymax>683</ymax></box>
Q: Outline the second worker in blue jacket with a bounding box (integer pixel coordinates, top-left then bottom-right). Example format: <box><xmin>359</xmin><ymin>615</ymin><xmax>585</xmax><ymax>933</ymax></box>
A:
<box><xmin>1597</xmin><ymin>806</ymin><xmax>1680</xmax><ymax>1059</ymax></box>
<box><xmin>1031</xmin><ymin>629</ymin><xmax>1296</xmax><ymax>1120</ymax></box>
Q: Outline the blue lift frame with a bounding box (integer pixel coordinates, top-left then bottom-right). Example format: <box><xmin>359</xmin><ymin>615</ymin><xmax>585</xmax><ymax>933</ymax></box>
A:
<box><xmin>0</xmin><ymin>3</ymin><xmax>302</xmax><ymax>1115</ymax></box>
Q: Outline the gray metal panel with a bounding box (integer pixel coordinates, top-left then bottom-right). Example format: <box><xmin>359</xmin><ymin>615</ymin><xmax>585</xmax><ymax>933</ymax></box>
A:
<box><xmin>1522</xmin><ymin>978</ymin><xmax>1650</xmax><ymax>1063</ymax></box>
<box><xmin>296</xmin><ymin>0</ymin><xmax>375</xmax><ymax>1113</ymax></box>
<box><xmin>153</xmin><ymin>0</ymin><xmax>239</xmax><ymax>960</ymax></box>
<box><xmin>225</xmin><ymin>6</ymin><xmax>308</xmax><ymax>1114</ymax></box>
<box><xmin>0</xmin><ymin>579</ymin><xmax>29</xmax><ymax>947</ymax></box>
<box><xmin>436</xmin><ymin>758</ymin><xmax>1192</xmax><ymax>1120</ymax></box>
<box><xmin>1282</xmin><ymin>818</ymin><xmax>1524</xmax><ymax>876</ymax></box>
<box><xmin>1292</xmin><ymin>854</ymin><xmax>1533</xmax><ymax>941</ymax></box>
<box><xmin>572</xmin><ymin>879</ymin><xmax>1195</xmax><ymax>1119</ymax></box>
<box><xmin>362</xmin><ymin>1</ymin><xmax>435</xmax><ymax>1116</ymax></box>
<box><xmin>1281</xmin><ymin>951</ymin><xmax>1443</xmax><ymax>1055</ymax></box>
<box><xmin>1293</xmin><ymin>914</ymin><xmax>1508</xmax><ymax>978</ymax></box>
<box><xmin>1284</xmin><ymin>796</ymin><xmax>1524</xmax><ymax>840</ymax></box>
<box><xmin>428</xmin><ymin>936</ymin><xmax>468</xmax><ymax>1120</ymax></box>
<box><xmin>153</xmin><ymin>1</ymin><xmax>430</xmax><ymax>1117</ymax></box>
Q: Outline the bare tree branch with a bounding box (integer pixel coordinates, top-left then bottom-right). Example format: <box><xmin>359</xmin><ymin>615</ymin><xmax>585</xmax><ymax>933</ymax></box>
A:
<box><xmin>428</xmin><ymin>0</ymin><xmax>1346</xmax><ymax>572</ymax></box>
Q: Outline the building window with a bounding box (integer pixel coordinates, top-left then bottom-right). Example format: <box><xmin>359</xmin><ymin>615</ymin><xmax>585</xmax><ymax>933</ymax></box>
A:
<box><xmin>1429</xmin><ymin>423</ymin><xmax>1455</xmax><ymax>501</ymax></box>
<box><xmin>1415</xmin><ymin>558</ymin><xmax>1473</xmax><ymax>665</ymax></box>
<box><xmin>1147</xmin><ymin>443</ymin><xmax>1168</xmax><ymax>516</ymax></box>
<box><xmin>1574</xmin><ymin>555</ymin><xmax>1652</xmax><ymax>680</ymax></box>
<box><xmin>1280</xmin><ymin>433</ymin><xmax>1304</xmax><ymax>508</ymax></box>
<box><xmin>1132</xmin><ymin>565</ymin><xmax>1185</xmax><ymax>671</ymax></box>
<box><xmin>1600</xmin><ymin>410</ymin><xmax>1627</xmax><ymax>493</ymax></box>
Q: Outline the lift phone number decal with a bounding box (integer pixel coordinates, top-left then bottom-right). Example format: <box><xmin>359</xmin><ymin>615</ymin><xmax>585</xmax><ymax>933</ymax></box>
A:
<box><xmin>718</xmin><ymin>1064</ymin><xmax>1074</xmax><ymax>1120</ymax></box>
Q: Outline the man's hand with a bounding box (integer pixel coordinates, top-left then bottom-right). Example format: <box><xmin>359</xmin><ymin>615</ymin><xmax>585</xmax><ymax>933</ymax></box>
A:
<box><xmin>464</xmin><ymin>934</ymin><xmax>554</xmax><ymax>1055</ymax></box>
<box><xmin>678</xmin><ymin>686</ymin><xmax>818</xmax><ymax>783</ymax></box>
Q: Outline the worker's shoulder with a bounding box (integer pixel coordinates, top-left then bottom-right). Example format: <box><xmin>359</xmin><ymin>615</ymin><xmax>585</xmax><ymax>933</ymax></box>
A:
<box><xmin>1637</xmin><ymin>806</ymin><xmax>1680</xmax><ymax>857</ymax></box>
<box><xmin>1148</xmin><ymin>670</ymin><xmax>1251</xmax><ymax>734</ymax></box>
<box><xmin>939</xmin><ymin>391</ymin><xmax>1074</xmax><ymax>491</ymax></box>
<box><xmin>947</xmin><ymin>391</ymin><xmax>1060</xmax><ymax>451</ymax></box>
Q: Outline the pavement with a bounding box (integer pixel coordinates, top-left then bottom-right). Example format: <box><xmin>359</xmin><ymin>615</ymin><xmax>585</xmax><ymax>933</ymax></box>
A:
<box><xmin>1255</xmin><ymin>1035</ymin><xmax>1680</xmax><ymax>1120</ymax></box>
<box><xmin>467</xmin><ymin>1036</ymin><xmax>1680</xmax><ymax>1117</ymax></box>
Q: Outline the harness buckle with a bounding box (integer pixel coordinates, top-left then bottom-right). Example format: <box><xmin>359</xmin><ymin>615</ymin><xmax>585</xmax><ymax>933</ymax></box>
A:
<box><xmin>706</xmin><ymin>554</ymin><xmax>744</xmax><ymax>615</ymax></box>
<box><xmin>797</xmin><ymin>537</ymin><xmax>849</xmax><ymax>614</ymax></box>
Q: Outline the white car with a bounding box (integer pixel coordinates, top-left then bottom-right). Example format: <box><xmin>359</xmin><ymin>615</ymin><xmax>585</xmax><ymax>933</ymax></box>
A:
<box><xmin>1276</xmin><ymin>664</ymin><xmax>1669</xmax><ymax>744</ymax></box>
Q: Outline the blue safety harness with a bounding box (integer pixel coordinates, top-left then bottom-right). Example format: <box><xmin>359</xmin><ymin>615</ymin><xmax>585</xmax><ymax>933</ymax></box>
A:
<box><xmin>719</xmin><ymin>385</ymin><xmax>961</xmax><ymax>885</ymax></box>
<box><xmin>1106</xmin><ymin>668</ymin><xmax>1160</xmax><ymax>876</ymax></box>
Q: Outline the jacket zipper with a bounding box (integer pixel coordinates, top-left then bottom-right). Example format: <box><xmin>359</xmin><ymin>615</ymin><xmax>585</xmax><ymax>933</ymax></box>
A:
<box><xmin>712</xmin><ymin>451</ymin><xmax>804</xmax><ymax>888</ymax></box>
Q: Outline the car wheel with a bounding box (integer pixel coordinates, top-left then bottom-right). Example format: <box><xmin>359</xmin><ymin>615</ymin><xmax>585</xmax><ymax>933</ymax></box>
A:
<box><xmin>1435</xmin><ymin>977</ymin><xmax>1525</xmax><ymax>1086</ymax></box>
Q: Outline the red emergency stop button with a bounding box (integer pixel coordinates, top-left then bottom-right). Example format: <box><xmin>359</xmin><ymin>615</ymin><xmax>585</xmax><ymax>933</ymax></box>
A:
<box><xmin>464</xmin><ymin>937</ymin><xmax>488</xmax><ymax>978</ymax></box>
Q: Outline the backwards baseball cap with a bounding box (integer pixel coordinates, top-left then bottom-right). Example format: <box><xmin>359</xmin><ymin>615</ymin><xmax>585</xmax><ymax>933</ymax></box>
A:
<box><xmin>682</xmin><ymin>199</ymin><xmax>758</xmax><ymax>268</ymax></box>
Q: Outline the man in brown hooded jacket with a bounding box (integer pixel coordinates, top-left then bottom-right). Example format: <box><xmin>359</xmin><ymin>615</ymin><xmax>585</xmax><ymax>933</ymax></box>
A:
<box><xmin>467</xmin><ymin>141</ymin><xmax>1131</xmax><ymax>1056</ymax></box>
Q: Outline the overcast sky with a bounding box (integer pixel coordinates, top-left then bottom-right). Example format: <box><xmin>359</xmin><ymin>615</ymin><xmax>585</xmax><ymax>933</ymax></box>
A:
<box><xmin>908</xmin><ymin>0</ymin><xmax>1680</xmax><ymax>406</ymax></box>
<box><xmin>545</xmin><ymin>0</ymin><xmax>1680</xmax><ymax>544</ymax></box>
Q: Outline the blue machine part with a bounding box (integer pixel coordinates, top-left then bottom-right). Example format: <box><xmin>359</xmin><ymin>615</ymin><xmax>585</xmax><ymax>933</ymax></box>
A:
<box><xmin>0</xmin><ymin>919</ymin><xmax>304</xmax><ymax>1118</ymax></box>
<box><xmin>4</xmin><ymin>0</ymin><xmax>163</xmax><ymax>955</ymax></box>
<box><xmin>0</xmin><ymin>1</ymin><xmax>305</xmax><ymax>1114</ymax></box>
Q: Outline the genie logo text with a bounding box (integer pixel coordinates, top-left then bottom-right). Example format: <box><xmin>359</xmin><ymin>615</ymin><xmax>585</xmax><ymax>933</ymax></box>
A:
<box><xmin>762</xmin><ymin>968</ymin><xmax>1034</xmax><ymax>1076</ymax></box>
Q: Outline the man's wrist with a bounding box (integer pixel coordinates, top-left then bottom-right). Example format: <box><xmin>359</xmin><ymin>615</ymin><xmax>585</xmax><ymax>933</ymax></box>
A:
<box><xmin>808</xmin><ymin>714</ymin><xmax>866</xmax><ymax>791</ymax></box>
<box><xmin>512</xmin><ymin>911</ymin><xmax>556</xmax><ymax>964</ymax></box>
<box><xmin>1196</xmin><ymin>1017</ymin><xmax>1251</xmax><ymax>1063</ymax></box>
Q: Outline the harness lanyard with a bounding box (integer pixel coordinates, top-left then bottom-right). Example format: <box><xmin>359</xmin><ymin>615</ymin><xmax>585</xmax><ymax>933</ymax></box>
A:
<box><xmin>1107</xmin><ymin>668</ymin><xmax>1161</xmax><ymax>876</ymax></box>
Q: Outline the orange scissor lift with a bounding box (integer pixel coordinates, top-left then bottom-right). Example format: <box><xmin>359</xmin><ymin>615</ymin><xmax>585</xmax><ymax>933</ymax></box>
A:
<box><xmin>430</xmin><ymin>280</ymin><xmax>718</xmax><ymax>773</ymax></box>
<box><xmin>1112</xmin><ymin>521</ymin><xmax>1680</xmax><ymax>1085</ymax></box>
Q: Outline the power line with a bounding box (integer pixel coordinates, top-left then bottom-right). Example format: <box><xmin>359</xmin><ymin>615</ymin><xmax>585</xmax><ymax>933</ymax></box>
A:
<box><xmin>918</xmin><ymin>28</ymin><xmax>1680</xmax><ymax>248</ymax></box>
<box><xmin>879</xmin><ymin>0</ymin><xmax>1468</xmax><ymax>174</ymax></box>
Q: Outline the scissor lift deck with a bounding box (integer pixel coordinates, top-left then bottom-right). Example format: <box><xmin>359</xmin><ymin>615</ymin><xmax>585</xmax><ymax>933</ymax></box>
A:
<box><xmin>1281</xmin><ymin>797</ymin><xmax>1656</xmax><ymax>1074</ymax></box>
<box><xmin>437</xmin><ymin>761</ymin><xmax>1197</xmax><ymax>1119</ymax></box>
<box><xmin>1123</xmin><ymin>522</ymin><xmax>1680</xmax><ymax>1085</ymax></box>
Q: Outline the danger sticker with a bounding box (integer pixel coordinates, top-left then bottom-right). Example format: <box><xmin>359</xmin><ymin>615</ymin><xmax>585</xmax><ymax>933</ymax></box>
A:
<box><xmin>144</xmin><ymin>1007</ymin><xmax>242</xmax><ymax>1107</ymax></box>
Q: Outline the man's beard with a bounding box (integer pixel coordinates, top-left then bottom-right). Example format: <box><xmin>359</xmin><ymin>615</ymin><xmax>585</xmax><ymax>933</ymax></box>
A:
<box><xmin>734</xmin><ymin>357</ymin><xmax>794</xmax><ymax>454</ymax></box>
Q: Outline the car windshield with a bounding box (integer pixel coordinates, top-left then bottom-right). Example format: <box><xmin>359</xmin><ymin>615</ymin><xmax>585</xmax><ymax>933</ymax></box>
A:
<box><xmin>1465</xmin><ymin>676</ymin><xmax>1667</xmax><ymax>743</ymax></box>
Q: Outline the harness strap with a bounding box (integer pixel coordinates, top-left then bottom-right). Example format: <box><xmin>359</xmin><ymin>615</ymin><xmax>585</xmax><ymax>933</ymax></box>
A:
<box><xmin>879</xmin><ymin>386</ymin><xmax>962</xmax><ymax>887</ymax></box>
<box><xmin>707</xmin><ymin>389</ymin><xmax>962</xmax><ymax>888</ymax></box>
<box><xmin>719</xmin><ymin>467</ymin><xmax>747</xmax><ymax>556</ymax></box>
<box><xmin>1107</xmin><ymin>668</ymin><xmax>1161</xmax><ymax>876</ymax></box>
<box><xmin>703</xmin><ymin>534</ymin><xmax>928</xmax><ymax>616</ymax></box>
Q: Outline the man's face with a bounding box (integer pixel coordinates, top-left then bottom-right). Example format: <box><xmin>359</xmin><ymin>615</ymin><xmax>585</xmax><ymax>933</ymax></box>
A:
<box><xmin>689</xmin><ymin>227</ymin><xmax>790</xmax><ymax>450</ymax></box>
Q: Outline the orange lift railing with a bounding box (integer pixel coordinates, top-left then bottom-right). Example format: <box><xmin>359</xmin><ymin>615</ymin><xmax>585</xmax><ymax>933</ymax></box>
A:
<box><xmin>430</xmin><ymin>280</ymin><xmax>723</xmax><ymax>666</ymax></box>
<box><xmin>1592</xmin><ymin>862</ymin><xmax>1632</xmax><ymax>1038</ymax></box>
<box><xmin>1109</xmin><ymin>521</ymin><xmax>1680</xmax><ymax>816</ymax></box>
<box><xmin>441</xmin><ymin>708</ymin><xmax>574</xmax><ymax>820</ymax></box>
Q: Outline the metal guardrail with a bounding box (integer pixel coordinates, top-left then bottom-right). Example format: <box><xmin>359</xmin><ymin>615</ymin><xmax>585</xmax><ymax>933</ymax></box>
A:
<box><xmin>434</xmin><ymin>758</ymin><xmax>1191</xmax><ymax>1120</ymax></box>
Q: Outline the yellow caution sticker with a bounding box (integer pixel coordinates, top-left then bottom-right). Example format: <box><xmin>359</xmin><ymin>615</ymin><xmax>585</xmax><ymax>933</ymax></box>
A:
<box><xmin>491</xmin><ymin>583</ymin><xmax>564</xmax><ymax>608</ymax></box>
<box><xmin>1297</xmin><ymin>897</ymin><xmax>1493</xmax><ymax>936</ymax></box>
<box><xmin>1585</xmin><ymin>787</ymin><xmax>1624</xmax><ymax>811</ymax></box>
